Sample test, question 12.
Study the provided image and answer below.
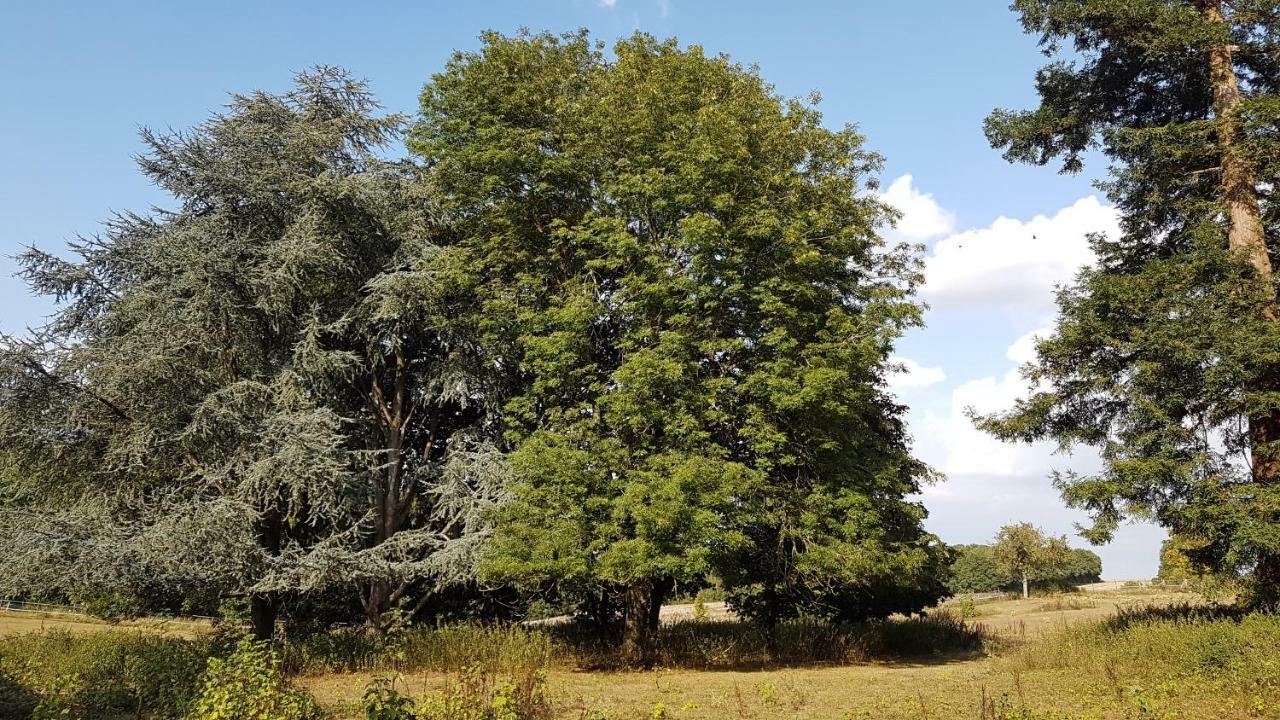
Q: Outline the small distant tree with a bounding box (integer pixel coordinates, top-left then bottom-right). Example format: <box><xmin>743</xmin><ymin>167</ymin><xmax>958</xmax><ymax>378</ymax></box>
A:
<box><xmin>993</xmin><ymin>523</ymin><xmax>1072</xmax><ymax>599</ymax></box>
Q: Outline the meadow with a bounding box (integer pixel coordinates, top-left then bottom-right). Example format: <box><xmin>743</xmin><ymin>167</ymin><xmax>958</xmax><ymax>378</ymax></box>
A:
<box><xmin>3</xmin><ymin>586</ymin><xmax>1277</xmax><ymax>719</ymax></box>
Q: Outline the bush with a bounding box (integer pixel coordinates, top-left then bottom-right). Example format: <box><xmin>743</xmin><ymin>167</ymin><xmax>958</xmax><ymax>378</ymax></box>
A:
<box><xmin>185</xmin><ymin>638</ymin><xmax>324</xmax><ymax>720</ymax></box>
<box><xmin>0</xmin><ymin>630</ymin><xmax>208</xmax><ymax>719</ymax></box>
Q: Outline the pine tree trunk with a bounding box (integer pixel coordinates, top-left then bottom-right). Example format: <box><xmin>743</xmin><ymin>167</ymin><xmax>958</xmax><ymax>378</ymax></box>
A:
<box><xmin>1203</xmin><ymin>0</ymin><xmax>1280</xmax><ymax>603</ymax></box>
<box><xmin>620</xmin><ymin>581</ymin><xmax>655</xmax><ymax>666</ymax></box>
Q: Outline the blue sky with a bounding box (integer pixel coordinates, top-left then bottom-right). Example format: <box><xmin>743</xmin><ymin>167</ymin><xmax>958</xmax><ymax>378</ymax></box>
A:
<box><xmin>0</xmin><ymin>0</ymin><xmax>1163</xmax><ymax>577</ymax></box>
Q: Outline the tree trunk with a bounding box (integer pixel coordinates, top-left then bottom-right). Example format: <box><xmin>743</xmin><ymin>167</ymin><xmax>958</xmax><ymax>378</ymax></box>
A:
<box><xmin>250</xmin><ymin>594</ymin><xmax>278</xmax><ymax>641</ymax></box>
<box><xmin>1257</xmin><ymin>553</ymin><xmax>1280</xmax><ymax>608</ymax></box>
<box><xmin>364</xmin><ymin>580</ymin><xmax>394</xmax><ymax>632</ymax></box>
<box><xmin>1022</xmin><ymin>572</ymin><xmax>1029</xmax><ymax>600</ymax></box>
<box><xmin>250</xmin><ymin>507</ymin><xmax>282</xmax><ymax>640</ymax></box>
<box><xmin>1203</xmin><ymin>0</ymin><xmax>1280</xmax><ymax>602</ymax></box>
<box><xmin>364</xmin><ymin>350</ymin><xmax>415</xmax><ymax>632</ymax></box>
<box><xmin>620</xmin><ymin>581</ymin><xmax>656</xmax><ymax>666</ymax></box>
<box><xmin>647</xmin><ymin>576</ymin><xmax>674</xmax><ymax>632</ymax></box>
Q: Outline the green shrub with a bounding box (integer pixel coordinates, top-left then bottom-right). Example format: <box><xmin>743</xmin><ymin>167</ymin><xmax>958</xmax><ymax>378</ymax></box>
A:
<box><xmin>359</xmin><ymin>667</ymin><xmax>554</xmax><ymax>720</ymax></box>
<box><xmin>185</xmin><ymin>638</ymin><xmax>324</xmax><ymax>720</ymax></box>
<box><xmin>363</xmin><ymin>675</ymin><xmax>418</xmax><ymax>720</ymax></box>
<box><xmin>0</xmin><ymin>630</ymin><xmax>208</xmax><ymax>719</ymax></box>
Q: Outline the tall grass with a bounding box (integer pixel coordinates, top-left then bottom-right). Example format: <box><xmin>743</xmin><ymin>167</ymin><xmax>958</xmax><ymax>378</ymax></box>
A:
<box><xmin>0</xmin><ymin>630</ymin><xmax>212</xmax><ymax>719</ymax></box>
<box><xmin>1002</xmin><ymin>603</ymin><xmax>1280</xmax><ymax>717</ymax></box>
<box><xmin>279</xmin><ymin>610</ymin><xmax>991</xmax><ymax>675</ymax></box>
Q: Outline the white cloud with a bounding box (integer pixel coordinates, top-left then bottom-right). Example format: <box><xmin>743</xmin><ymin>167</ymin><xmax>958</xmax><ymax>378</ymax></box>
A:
<box><xmin>658</xmin><ymin>0</ymin><xmax>669</xmax><ymax>17</ymax></box>
<box><xmin>887</xmin><ymin>357</ymin><xmax>946</xmax><ymax>391</ymax></box>
<box><xmin>918</xmin><ymin>327</ymin><xmax>1062</xmax><ymax>478</ymax></box>
<box><xmin>921</xmin><ymin>196</ymin><xmax>1118</xmax><ymax>319</ymax></box>
<box><xmin>599</xmin><ymin>0</ymin><xmax>618</xmax><ymax>7</ymax></box>
<box><xmin>1006</xmin><ymin>326</ymin><xmax>1051</xmax><ymax>366</ymax></box>
<box><xmin>880</xmin><ymin>175</ymin><xmax>956</xmax><ymax>241</ymax></box>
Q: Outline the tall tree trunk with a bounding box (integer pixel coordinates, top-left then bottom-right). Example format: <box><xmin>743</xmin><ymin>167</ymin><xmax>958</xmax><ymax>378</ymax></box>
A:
<box><xmin>364</xmin><ymin>580</ymin><xmax>394</xmax><ymax>631</ymax></box>
<box><xmin>620</xmin><ymin>581</ymin><xmax>656</xmax><ymax>666</ymax></box>
<box><xmin>1204</xmin><ymin>0</ymin><xmax>1280</xmax><ymax>603</ymax></box>
<box><xmin>364</xmin><ymin>351</ymin><xmax>416</xmax><ymax>630</ymax></box>
<box><xmin>1021</xmin><ymin>572</ymin><xmax>1029</xmax><ymax>600</ymax></box>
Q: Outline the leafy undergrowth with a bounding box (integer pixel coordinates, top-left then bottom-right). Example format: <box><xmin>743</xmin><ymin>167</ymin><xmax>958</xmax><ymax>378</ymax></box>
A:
<box><xmin>362</xmin><ymin>668</ymin><xmax>554</xmax><ymax>720</ymax></box>
<box><xmin>0</xmin><ymin>630</ymin><xmax>210</xmax><ymax>719</ymax></box>
<box><xmin>186</xmin><ymin>638</ymin><xmax>325</xmax><ymax>720</ymax></box>
<box><xmin>0</xmin><ymin>632</ymin><xmax>327</xmax><ymax>720</ymax></box>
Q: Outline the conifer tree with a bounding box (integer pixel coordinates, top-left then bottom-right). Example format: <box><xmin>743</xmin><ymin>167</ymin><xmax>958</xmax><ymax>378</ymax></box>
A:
<box><xmin>0</xmin><ymin>69</ymin><xmax>506</xmax><ymax>636</ymax></box>
<box><xmin>982</xmin><ymin>0</ymin><xmax>1280</xmax><ymax>603</ymax></box>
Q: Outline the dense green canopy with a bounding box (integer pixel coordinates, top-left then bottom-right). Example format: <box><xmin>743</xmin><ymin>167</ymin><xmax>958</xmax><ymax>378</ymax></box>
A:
<box><xmin>408</xmin><ymin>30</ymin><xmax>948</xmax><ymax>655</ymax></box>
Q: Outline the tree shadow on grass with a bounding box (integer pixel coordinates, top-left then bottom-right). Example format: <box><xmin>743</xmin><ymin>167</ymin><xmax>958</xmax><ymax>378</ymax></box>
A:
<box><xmin>549</xmin><ymin>614</ymin><xmax>993</xmax><ymax>672</ymax></box>
<box><xmin>1100</xmin><ymin>601</ymin><xmax>1252</xmax><ymax>633</ymax></box>
<box><xmin>0</xmin><ymin>671</ymin><xmax>39</xmax><ymax>720</ymax></box>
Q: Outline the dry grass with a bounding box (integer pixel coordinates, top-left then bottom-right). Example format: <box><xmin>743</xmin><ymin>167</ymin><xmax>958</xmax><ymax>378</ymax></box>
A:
<box><xmin>0</xmin><ymin>609</ymin><xmax>206</xmax><ymax>638</ymax></box>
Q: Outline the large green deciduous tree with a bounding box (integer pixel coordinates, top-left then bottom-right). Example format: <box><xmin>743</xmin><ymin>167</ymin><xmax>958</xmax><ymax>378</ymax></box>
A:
<box><xmin>981</xmin><ymin>0</ymin><xmax>1280</xmax><ymax>603</ymax></box>
<box><xmin>0</xmin><ymin>69</ymin><xmax>507</xmax><ymax>637</ymax></box>
<box><xmin>409</xmin><ymin>30</ymin><xmax>948</xmax><ymax>660</ymax></box>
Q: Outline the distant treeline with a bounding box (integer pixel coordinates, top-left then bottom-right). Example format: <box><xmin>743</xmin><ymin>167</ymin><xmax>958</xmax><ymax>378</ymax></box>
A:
<box><xmin>947</xmin><ymin>544</ymin><xmax>1102</xmax><ymax>595</ymax></box>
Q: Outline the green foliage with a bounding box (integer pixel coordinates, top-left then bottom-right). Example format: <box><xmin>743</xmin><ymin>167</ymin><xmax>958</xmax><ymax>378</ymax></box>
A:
<box><xmin>948</xmin><ymin>545</ymin><xmax>1008</xmax><ymax>594</ymax></box>
<box><xmin>412</xmin><ymin>28</ymin><xmax>945</xmax><ymax>643</ymax></box>
<box><xmin>993</xmin><ymin>524</ymin><xmax>1074</xmax><ymax>597</ymax></box>
<box><xmin>981</xmin><ymin>0</ymin><xmax>1280</xmax><ymax>599</ymax></box>
<box><xmin>1064</xmin><ymin>548</ymin><xmax>1103</xmax><ymax>585</ymax></box>
<box><xmin>185</xmin><ymin>638</ymin><xmax>323</xmax><ymax>720</ymax></box>
<box><xmin>363</xmin><ymin>675</ymin><xmax>418</xmax><ymax>720</ymax></box>
<box><xmin>0</xmin><ymin>631</ymin><xmax>209</xmax><ymax>719</ymax></box>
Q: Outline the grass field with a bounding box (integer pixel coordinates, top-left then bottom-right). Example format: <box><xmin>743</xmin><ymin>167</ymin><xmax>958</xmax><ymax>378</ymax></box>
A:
<box><xmin>0</xmin><ymin>609</ymin><xmax>207</xmax><ymax>638</ymax></box>
<box><xmin>4</xmin><ymin>587</ymin><xmax>1275</xmax><ymax>719</ymax></box>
